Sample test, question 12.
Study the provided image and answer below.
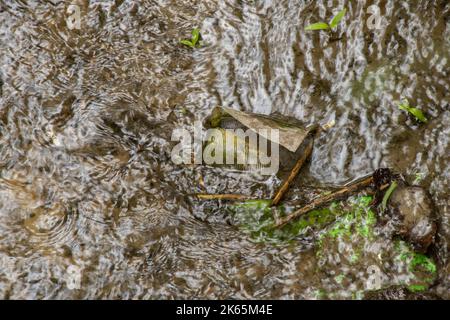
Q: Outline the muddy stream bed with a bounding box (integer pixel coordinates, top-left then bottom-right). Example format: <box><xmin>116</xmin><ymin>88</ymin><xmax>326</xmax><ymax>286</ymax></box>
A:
<box><xmin>0</xmin><ymin>0</ymin><xmax>449</xmax><ymax>299</ymax></box>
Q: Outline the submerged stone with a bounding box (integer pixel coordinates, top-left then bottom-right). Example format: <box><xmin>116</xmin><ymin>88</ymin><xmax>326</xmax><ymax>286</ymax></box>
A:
<box><xmin>388</xmin><ymin>186</ymin><xmax>437</xmax><ymax>253</ymax></box>
<box><xmin>205</xmin><ymin>107</ymin><xmax>313</xmax><ymax>152</ymax></box>
<box><xmin>202</xmin><ymin>107</ymin><xmax>315</xmax><ymax>176</ymax></box>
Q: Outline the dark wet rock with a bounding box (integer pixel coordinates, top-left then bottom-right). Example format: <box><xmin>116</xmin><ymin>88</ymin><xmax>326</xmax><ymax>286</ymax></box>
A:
<box><xmin>373</xmin><ymin>168</ymin><xmax>394</xmax><ymax>189</ymax></box>
<box><xmin>389</xmin><ymin>186</ymin><xmax>437</xmax><ymax>252</ymax></box>
<box><xmin>372</xmin><ymin>168</ymin><xmax>400</xmax><ymax>206</ymax></box>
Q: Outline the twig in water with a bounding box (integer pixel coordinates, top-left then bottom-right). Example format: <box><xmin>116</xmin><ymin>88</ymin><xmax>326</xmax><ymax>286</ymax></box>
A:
<box><xmin>271</xmin><ymin>140</ymin><xmax>314</xmax><ymax>207</ymax></box>
<box><xmin>195</xmin><ymin>194</ymin><xmax>262</xmax><ymax>201</ymax></box>
<box><xmin>274</xmin><ymin>175</ymin><xmax>374</xmax><ymax>228</ymax></box>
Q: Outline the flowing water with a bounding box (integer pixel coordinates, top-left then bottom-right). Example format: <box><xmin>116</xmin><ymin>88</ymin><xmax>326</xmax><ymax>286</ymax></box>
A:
<box><xmin>0</xmin><ymin>0</ymin><xmax>448</xmax><ymax>299</ymax></box>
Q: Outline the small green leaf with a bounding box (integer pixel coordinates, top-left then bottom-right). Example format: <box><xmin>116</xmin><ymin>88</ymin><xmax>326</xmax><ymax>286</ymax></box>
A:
<box><xmin>408</xmin><ymin>108</ymin><xmax>428</xmax><ymax>123</ymax></box>
<box><xmin>191</xmin><ymin>28</ymin><xmax>200</xmax><ymax>46</ymax></box>
<box><xmin>381</xmin><ymin>181</ymin><xmax>398</xmax><ymax>211</ymax></box>
<box><xmin>398</xmin><ymin>99</ymin><xmax>428</xmax><ymax>123</ymax></box>
<box><xmin>180</xmin><ymin>40</ymin><xmax>194</xmax><ymax>48</ymax></box>
<box><xmin>305</xmin><ymin>22</ymin><xmax>330</xmax><ymax>31</ymax></box>
<box><xmin>413</xmin><ymin>172</ymin><xmax>425</xmax><ymax>184</ymax></box>
<box><xmin>329</xmin><ymin>8</ymin><xmax>346</xmax><ymax>29</ymax></box>
<box><xmin>398</xmin><ymin>98</ymin><xmax>410</xmax><ymax>111</ymax></box>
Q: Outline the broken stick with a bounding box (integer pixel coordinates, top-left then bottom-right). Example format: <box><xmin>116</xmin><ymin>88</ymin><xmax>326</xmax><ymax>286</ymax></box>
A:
<box><xmin>195</xmin><ymin>194</ymin><xmax>259</xmax><ymax>201</ymax></box>
<box><xmin>274</xmin><ymin>175</ymin><xmax>374</xmax><ymax>228</ymax></box>
<box><xmin>271</xmin><ymin>139</ymin><xmax>314</xmax><ymax>206</ymax></box>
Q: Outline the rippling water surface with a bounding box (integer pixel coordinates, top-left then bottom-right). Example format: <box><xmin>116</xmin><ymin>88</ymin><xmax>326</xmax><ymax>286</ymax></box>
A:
<box><xmin>0</xmin><ymin>0</ymin><xmax>448</xmax><ymax>299</ymax></box>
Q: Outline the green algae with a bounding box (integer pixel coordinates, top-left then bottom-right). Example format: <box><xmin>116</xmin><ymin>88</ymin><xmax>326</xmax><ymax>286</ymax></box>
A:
<box><xmin>407</xmin><ymin>284</ymin><xmax>427</xmax><ymax>293</ymax></box>
<box><xmin>228</xmin><ymin>195</ymin><xmax>438</xmax><ymax>297</ymax></box>
<box><xmin>410</xmin><ymin>254</ymin><xmax>437</xmax><ymax>274</ymax></box>
<box><xmin>396</xmin><ymin>241</ymin><xmax>437</xmax><ymax>274</ymax></box>
<box><xmin>229</xmin><ymin>196</ymin><xmax>377</xmax><ymax>244</ymax></box>
<box><xmin>395</xmin><ymin>241</ymin><xmax>437</xmax><ymax>290</ymax></box>
<box><xmin>228</xmin><ymin>199</ymin><xmax>342</xmax><ymax>244</ymax></box>
<box><xmin>319</xmin><ymin>196</ymin><xmax>376</xmax><ymax>241</ymax></box>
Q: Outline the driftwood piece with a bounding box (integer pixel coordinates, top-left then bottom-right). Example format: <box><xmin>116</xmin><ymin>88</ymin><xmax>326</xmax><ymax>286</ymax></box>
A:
<box><xmin>274</xmin><ymin>176</ymin><xmax>374</xmax><ymax>228</ymax></box>
<box><xmin>271</xmin><ymin>139</ymin><xmax>314</xmax><ymax>206</ymax></box>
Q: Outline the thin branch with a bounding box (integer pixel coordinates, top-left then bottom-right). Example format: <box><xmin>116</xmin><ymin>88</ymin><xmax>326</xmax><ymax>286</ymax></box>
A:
<box><xmin>271</xmin><ymin>139</ymin><xmax>314</xmax><ymax>207</ymax></box>
<box><xmin>194</xmin><ymin>194</ymin><xmax>260</xmax><ymax>201</ymax></box>
<box><xmin>274</xmin><ymin>176</ymin><xmax>374</xmax><ymax>228</ymax></box>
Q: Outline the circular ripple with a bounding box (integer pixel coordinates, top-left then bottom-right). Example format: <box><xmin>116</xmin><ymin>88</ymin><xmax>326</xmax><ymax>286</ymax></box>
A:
<box><xmin>24</xmin><ymin>202</ymin><xmax>78</xmax><ymax>247</ymax></box>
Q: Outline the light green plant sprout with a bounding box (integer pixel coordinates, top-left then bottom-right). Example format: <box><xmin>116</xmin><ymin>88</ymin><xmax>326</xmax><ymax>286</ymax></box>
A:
<box><xmin>398</xmin><ymin>99</ymin><xmax>428</xmax><ymax>123</ymax></box>
<box><xmin>180</xmin><ymin>28</ymin><xmax>201</xmax><ymax>48</ymax></box>
<box><xmin>381</xmin><ymin>181</ymin><xmax>398</xmax><ymax>211</ymax></box>
<box><xmin>305</xmin><ymin>8</ymin><xmax>346</xmax><ymax>31</ymax></box>
<box><xmin>413</xmin><ymin>172</ymin><xmax>425</xmax><ymax>185</ymax></box>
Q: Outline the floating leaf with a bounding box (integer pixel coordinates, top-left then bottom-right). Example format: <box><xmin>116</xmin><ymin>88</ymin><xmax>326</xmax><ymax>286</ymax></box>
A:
<box><xmin>398</xmin><ymin>99</ymin><xmax>428</xmax><ymax>123</ymax></box>
<box><xmin>407</xmin><ymin>107</ymin><xmax>427</xmax><ymax>123</ymax></box>
<box><xmin>191</xmin><ymin>28</ymin><xmax>200</xmax><ymax>46</ymax></box>
<box><xmin>180</xmin><ymin>28</ymin><xmax>201</xmax><ymax>48</ymax></box>
<box><xmin>329</xmin><ymin>8</ymin><xmax>347</xmax><ymax>29</ymax></box>
<box><xmin>397</xmin><ymin>99</ymin><xmax>410</xmax><ymax>110</ymax></box>
<box><xmin>180</xmin><ymin>39</ymin><xmax>194</xmax><ymax>48</ymax></box>
<box><xmin>305</xmin><ymin>22</ymin><xmax>330</xmax><ymax>31</ymax></box>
